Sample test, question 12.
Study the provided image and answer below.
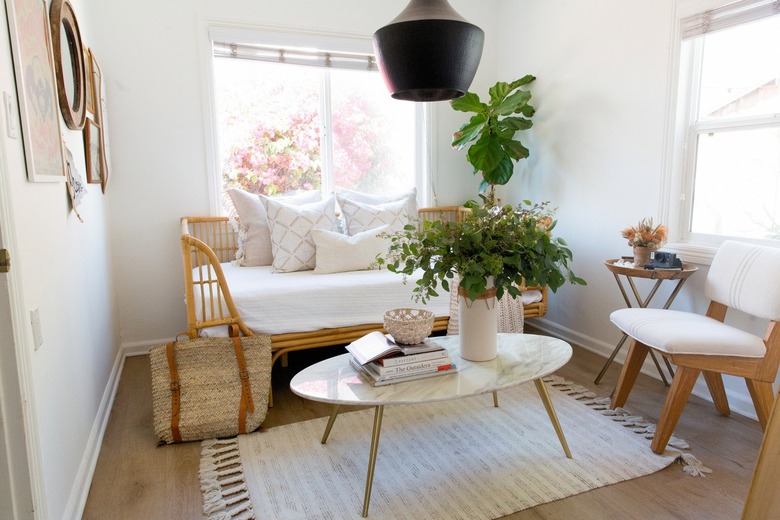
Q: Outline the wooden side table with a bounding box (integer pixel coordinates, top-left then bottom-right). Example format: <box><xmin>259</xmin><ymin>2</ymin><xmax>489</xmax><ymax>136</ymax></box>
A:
<box><xmin>594</xmin><ymin>259</ymin><xmax>699</xmax><ymax>386</ymax></box>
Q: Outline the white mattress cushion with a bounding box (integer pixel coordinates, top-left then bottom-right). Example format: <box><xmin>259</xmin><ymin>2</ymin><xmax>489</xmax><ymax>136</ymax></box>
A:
<box><xmin>610</xmin><ymin>308</ymin><xmax>766</xmax><ymax>357</ymax></box>
<box><xmin>197</xmin><ymin>264</ymin><xmax>451</xmax><ymax>336</ymax></box>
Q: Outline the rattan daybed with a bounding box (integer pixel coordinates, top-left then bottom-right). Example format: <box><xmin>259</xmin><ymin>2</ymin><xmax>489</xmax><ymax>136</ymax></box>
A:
<box><xmin>180</xmin><ymin>207</ymin><xmax>548</xmax><ymax>376</ymax></box>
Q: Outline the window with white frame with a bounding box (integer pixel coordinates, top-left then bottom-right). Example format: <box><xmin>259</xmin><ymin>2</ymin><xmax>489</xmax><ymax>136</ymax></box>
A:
<box><xmin>208</xmin><ymin>28</ymin><xmax>430</xmax><ymax>209</ymax></box>
<box><xmin>671</xmin><ymin>1</ymin><xmax>780</xmax><ymax>251</ymax></box>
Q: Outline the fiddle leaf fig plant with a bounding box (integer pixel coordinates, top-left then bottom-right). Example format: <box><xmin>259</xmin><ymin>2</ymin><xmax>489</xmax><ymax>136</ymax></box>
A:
<box><xmin>451</xmin><ymin>75</ymin><xmax>536</xmax><ymax>193</ymax></box>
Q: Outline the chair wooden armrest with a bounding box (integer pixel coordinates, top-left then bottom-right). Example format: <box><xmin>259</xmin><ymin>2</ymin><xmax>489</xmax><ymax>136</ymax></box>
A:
<box><xmin>180</xmin><ymin>217</ymin><xmax>251</xmax><ymax>338</ymax></box>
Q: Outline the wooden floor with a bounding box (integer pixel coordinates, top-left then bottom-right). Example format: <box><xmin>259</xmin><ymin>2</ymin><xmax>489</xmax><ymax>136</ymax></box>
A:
<box><xmin>82</xmin><ymin>329</ymin><xmax>764</xmax><ymax>519</ymax></box>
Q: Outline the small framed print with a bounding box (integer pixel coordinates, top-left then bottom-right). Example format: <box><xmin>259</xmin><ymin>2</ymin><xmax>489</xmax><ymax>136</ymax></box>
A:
<box><xmin>83</xmin><ymin>45</ymin><xmax>94</xmax><ymax>115</ymax></box>
<box><xmin>83</xmin><ymin>117</ymin><xmax>103</xmax><ymax>184</ymax></box>
<box><xmin>90</xmin><ymin>50</ymin><xmax>102</xmax><ymax>126</ymax></box>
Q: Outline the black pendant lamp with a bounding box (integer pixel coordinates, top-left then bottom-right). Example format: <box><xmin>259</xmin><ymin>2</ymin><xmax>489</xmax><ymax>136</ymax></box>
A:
<box><xmin>373</xmin><ymin>0</ymin><xmax>484</xmax><ymax>102</ymax></box>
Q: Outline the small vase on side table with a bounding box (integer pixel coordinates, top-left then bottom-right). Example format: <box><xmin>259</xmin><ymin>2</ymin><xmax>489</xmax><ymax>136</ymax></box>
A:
<box><xmin>633</xmin><ymin>246</ymin><xmax>651</xmax><ymax>267</ymax></box>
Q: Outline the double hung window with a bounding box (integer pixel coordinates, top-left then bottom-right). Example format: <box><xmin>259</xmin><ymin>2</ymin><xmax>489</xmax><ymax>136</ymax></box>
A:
<box><xmin>671</xmin><ymin>1</ymin><xmax>780</xmax><ymax>252</ymax></box>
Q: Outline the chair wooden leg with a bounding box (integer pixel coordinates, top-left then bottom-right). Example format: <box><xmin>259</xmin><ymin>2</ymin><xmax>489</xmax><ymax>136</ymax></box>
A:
<box><xmin>651</xmin><ymin>366</ymin><xmax>700</xmax><ymax>454</ymax></box>
<box><xmin>703</xmin><ymin>371</ymin><xmax>730</xmax><ymax>416</ymax></box>
<box><xmin>610</xmin><ymin>340</ymin><xmax>650</xmax><ymax>410</ymax></box>
<box><xmin>746</xmin><ymin>379</ymin><xmax>775</xmax><ymax>430</ymax></box>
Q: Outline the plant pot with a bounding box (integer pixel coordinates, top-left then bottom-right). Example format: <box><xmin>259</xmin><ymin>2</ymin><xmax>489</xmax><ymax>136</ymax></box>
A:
<box><xmin>633</xmin><ymin>246</ymin><xmax>651</xmax><ymax>267</ymax></box>
<box><xmin>457</xmin><ymin>284</ymin><xmax>498</xmax><ymax>361</ymax></box>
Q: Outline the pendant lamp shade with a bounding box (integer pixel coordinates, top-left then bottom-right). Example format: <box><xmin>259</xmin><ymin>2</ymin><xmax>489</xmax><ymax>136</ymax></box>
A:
<box><xmin>373</xmin><ymin>0</ymin><xmax>484</xmax><ymax>102</ymax></box>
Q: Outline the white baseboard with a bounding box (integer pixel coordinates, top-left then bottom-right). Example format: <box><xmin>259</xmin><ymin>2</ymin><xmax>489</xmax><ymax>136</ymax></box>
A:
<box><xmin>63</xmin><ymin>348</ymin><xmax>125</xmax><ymax>520</ymax></box>
<box><xmin>63</xmin><ymin>337</ymin><xmax>172</xmax><ymax>519</ymax></box>
<box><xmin>123</xmin><ymin>337</ymin><xmax>174</xmax><ymax>357</ymax></box>
<box><xmin>529</xmin><ymin>317</ymin><xmax>759</xmax><ymax>421</ymax></box>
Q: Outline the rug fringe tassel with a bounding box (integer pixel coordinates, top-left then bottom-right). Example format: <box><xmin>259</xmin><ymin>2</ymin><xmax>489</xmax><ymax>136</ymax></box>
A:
<box><xmin>678</xmin><ymin>452</ymin><xmax>713</xmax><ymax>477</ymax></box>
<box><xmin>544</xmin><ymin>375</ymin><xmax>706</xmax><ymax>477</ymax></box>
<box><xmin>200</xmin><ymin>438</ymin><xmax>255</xmax><ymax>519</ymax></box>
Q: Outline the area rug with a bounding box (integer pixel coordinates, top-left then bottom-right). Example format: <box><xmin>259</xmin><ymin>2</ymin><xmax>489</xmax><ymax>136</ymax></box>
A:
<box><xmin>199</xmin><ymin>375</ymin><xmax>709</xmax><ymax>520</ymax></box>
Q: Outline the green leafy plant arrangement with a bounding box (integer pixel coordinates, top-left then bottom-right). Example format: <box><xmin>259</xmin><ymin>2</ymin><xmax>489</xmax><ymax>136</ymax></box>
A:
<box><xmin>376</xmin><ymin>200</ymin><xmax>586</xmax><ymax>304</ymax></box>
<box><xmin>451</xmin><ymin>75</ymin><xmax>536</xmax><ymax>193</ymax></box>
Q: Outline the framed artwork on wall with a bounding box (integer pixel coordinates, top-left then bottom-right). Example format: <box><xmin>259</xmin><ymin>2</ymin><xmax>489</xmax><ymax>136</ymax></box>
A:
<box><xmin>89</xmin><ymin>51</ymin><xmax>102</xmax><ymax>124</ymax></box>
<box><xmin>5</xmin><ymin>0</ymin><xmax>66</xmax><ymax>182</ymax></box>
<box><xmin>89</xmin><ymin>51</ymin><xmax>110</xmax><ymax>193</ymax></box>
<box><xmin>83</xmin><ymin>45</ymin><xmax>94</xmax><ymax>116</ymax></box>
<box><xmin>83</xmin><ymin>117</ymin><xmax>102</xmax><ymax>184</ymax></box>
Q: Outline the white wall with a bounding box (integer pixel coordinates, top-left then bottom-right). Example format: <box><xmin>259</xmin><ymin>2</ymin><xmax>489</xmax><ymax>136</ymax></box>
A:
<box><xmin>496</xmin><ymin>0</ymin><xmax>771</xmax><ymax>415</ymax></box>
<box><xmin>0</xmin><ymin>0</ymin><xmax>121</xmax><ymax>517</ymax></box>
<box><xmin>83</xmin><ymin>0</ymin><xmax>499</xmax><ymax>348</ymax></box>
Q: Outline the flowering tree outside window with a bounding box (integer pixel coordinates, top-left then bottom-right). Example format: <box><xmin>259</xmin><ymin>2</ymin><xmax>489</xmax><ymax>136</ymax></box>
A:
<box><xmin>224</xmin><ymin>109</ymin><xmax>322</xmax><ymax>195</ymax></box>
<box><xmin>214</xmin><ymin>58</ymin><xmax>415</xmax><ymax>199</ymax></box>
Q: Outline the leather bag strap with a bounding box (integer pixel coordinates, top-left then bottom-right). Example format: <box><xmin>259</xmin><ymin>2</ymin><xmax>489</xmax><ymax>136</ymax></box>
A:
<box><xmin>229</xmin><ymin>324</ymin><xmax>254</xmax><ymax>434</ymax></box>
<box><xmin>165</xmin><ymin>341</ymin><xmax>182</xmax><ymax>443</ymax></box>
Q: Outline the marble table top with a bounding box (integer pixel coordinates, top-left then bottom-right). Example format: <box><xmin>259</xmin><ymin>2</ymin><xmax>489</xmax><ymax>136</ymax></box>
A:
<box><xmin>290</xmin><ymin>333</ymin><xmax>572</xmax><ymax>406</ymax></box>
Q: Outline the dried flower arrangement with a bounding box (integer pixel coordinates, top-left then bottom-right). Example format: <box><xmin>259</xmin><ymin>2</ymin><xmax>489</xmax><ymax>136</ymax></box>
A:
<box><xmin>621</xmin><ymin>218</ymin><xmax>668</xmax><ymax>250</ymax></box>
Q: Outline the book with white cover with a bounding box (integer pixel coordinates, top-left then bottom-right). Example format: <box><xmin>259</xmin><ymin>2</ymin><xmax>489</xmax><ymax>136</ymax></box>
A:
<box><xmin>349</xmin><ymin>357</ymin><xmax>457</xmax><ymax>386</ymax></box>
<box><xmin>345</xmin><ymin>331</ymin><xmax>445</xmax><ymax>366</ymax></box>
<box><xmin>377</xmin><ymin>348</ymin><xmax>449</xmax><ymax>368</ymax></box>
<box><xmin>368</xmin><ymin>356</ymin><xmax>452</xmax><ymax>376</ymax></box>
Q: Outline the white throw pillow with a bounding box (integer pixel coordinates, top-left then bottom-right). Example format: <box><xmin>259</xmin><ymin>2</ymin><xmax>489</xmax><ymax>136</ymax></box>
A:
<box><xmin>261</xmin><ymin>195</ymin><xmax>337</xmax><ymax>273</ymax></box>
<box><xmin>228</xmin><ymin>188</ymin><xmax>321</xmax><ymax>266</ymax></box>
<box><xmin>338</xmin><ymin>198</ymin><xmax>413</xmax><ymax>236</ymax></box>
<box><xmin>312</xmin><ymin>225</ymin><xmax>391</xmax><ymax>274</ymax></box>
<box><xmin>336</xmin><ymin>187</ymin><xmax>418</xmax><ymax>222</ymax></box>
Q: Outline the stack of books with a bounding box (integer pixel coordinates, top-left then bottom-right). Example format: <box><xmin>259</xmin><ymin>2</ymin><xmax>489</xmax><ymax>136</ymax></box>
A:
<box><xmin>346</xmin><ymin>331</ymin><xmax>456</xmax><ymax>386</ymax></box>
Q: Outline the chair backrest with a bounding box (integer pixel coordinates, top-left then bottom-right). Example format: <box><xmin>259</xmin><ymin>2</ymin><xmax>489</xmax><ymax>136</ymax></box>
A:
<box><xmin>705</xmin><ymin>240</ymin><xmax>780</xmax><ymax>321</ymax></box>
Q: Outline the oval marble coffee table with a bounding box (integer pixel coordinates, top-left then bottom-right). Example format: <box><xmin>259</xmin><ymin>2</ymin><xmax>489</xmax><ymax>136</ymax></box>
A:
<box><xmin>290</xmin><ymin>333</ymin><xmax>573</xmax><ymax>517</ymax></box>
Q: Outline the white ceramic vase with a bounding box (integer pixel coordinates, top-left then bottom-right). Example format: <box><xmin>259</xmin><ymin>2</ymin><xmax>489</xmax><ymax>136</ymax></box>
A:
<box><xmin>457</xmin><ymin>279</ymin><xmax>498</xmax><ymax>361</ymax></box>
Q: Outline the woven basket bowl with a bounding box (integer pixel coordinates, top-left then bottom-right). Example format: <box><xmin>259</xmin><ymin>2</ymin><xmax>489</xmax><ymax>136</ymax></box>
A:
<box><xmin>383</xmin><ymin>308</ymin><xmax>434</xmax><ymax>345</ymax></box>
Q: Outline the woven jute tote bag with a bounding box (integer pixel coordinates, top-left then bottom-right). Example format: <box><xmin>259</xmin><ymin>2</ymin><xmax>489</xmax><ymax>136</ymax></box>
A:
<box><xmin>150</xmin><ymin>325</ymin><xmax>272</xmax><ymax>444</ymax></box>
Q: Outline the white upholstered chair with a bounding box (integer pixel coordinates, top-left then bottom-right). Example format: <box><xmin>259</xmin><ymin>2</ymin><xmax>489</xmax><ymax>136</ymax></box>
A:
<box><xmin>609</xmin><ymin>240</ymin><xmax>780</xmax><ymax>454</ymax></box>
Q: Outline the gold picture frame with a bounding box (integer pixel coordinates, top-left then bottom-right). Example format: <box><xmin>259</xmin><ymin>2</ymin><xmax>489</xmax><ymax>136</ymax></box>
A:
<box><xmin>83</xmin><ymin>45</ymin><xmax>94</xmax><ymax>115</ymax></box>
<box><xmin>89</xmin><ymin>51</ymin><xmax>109</xmax><ymax>193</ymax></box>
<box><xmin>83</xmin><ymin>117</ymin><xmax>103</xmax><ymax>184</ymax></box>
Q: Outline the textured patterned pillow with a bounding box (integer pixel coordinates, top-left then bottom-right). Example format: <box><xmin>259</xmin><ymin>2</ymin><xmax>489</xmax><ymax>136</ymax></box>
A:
<box><xmin>338</xmin><ymin>198</ymin><xmax>413</xmax><ymax>236</ymax></box>
<box><xmin>228</xmin><ymin>189</ymin><xmax>321</xmax><ymax>266</ymax></box>
<box><xmin>312</xmin><ymin>225</ymin><xmax>390</xmax><ymax>274</ymax></box>
<box><xmin>336</xmin><ymin>187</ymin><xmax>418</xmax><ymax>219</ymax></box>
<box><xmin>261</xmin><ymin>195</ymin><xmax>337</xmax><ymax>273</ymax></box>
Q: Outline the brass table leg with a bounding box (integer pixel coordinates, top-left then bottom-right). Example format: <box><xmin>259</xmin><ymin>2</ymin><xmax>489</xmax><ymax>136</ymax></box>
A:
<box><xmin>594</xmin><ymin>334</ymin><xmax>629</xmax><ymax>385</ymax></box>
<box><xmin>534</xmin><ymin>378</ymin><xmax>572</xmax><ymax>459</ymax></box>
<box><xmin>647</xmin><ymin>349</ymin><xmax>671</xmax><ymax>386</ymax></box>
<box><xmin>362</xmin><ymin>405</ymin><xmax>384</xmax><ymax>517</ymax></box>
<box><xmin>321</xmin><ymin>404</ymin><xmax>341</xmax><ymax>444</ymax></box>
<box><xmin>492</xmin><ymin>391</ymin><xmax>499</xmax><ymax>407</ymax></box>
